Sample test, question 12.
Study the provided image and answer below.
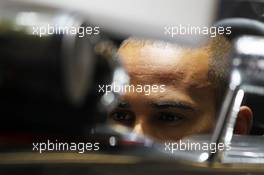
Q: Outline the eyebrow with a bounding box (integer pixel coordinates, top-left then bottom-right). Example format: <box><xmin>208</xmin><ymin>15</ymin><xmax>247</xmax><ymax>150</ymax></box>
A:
<box><xmin>150</xmin><ymin>101</ymin><xmax>195</xmax><ymax>111</ymax></box>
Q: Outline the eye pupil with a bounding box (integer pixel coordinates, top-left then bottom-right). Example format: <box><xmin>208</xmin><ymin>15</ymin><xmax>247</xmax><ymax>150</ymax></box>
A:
<box><xmin>158</xmin><ymin>113</ymin><xmax>182</xmax><ymax>122</ymax></box>
<box><xmin>111</xmin><ymin>112</ymin><xmax>133</xmax><ymax>122</ymax></box>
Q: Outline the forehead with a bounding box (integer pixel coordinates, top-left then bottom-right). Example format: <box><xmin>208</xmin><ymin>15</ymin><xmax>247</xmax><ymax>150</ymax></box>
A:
<box><xmin>118</xmin><ymin>40</ymin><xmax>210</xmax><ymax>88</ymax></box>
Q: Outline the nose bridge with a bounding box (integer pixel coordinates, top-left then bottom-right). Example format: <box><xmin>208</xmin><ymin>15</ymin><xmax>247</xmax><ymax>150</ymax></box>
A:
<box><xmin>132</xmin><ymin>116</ymin><xmax>144</xmax><ymax>135</ymax></box>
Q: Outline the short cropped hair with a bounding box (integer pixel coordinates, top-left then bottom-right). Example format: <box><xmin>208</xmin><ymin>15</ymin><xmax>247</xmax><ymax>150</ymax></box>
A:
<box><xmin>207</xmin><ymin>36</ymin><xmax>231</xmax><ymax>110</ymax></box>
<box><xmin>119</xmin><ymin>36</ymin><xmax>231</xmax><ymax>112</ymax></box>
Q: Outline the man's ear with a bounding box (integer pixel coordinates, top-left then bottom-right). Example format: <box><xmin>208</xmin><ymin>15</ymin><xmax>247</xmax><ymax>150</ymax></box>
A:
<box><xmin>234</xmin><ymin>106</ymin><xmax>253</xmax><ymax>135</ymax></box>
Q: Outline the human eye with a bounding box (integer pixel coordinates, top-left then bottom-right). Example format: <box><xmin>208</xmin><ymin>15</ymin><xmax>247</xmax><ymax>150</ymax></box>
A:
<box><xmin>109</xmin><ymin>110</ymin><xmax>135</xmax><ymax>125</ymax></box>
<box><xmin>155</xmin><ymin>112</ymin><xmax>185</xmax><ymax>125</ymax></box>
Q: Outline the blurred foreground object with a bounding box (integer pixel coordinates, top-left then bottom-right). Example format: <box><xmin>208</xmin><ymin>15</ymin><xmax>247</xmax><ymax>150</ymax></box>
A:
<box><xmin>0</xmin><ymin>3</ymin><xmax>128</xmax><ymax>137</ymax></box>
<box><xmin>210</xmin><ymin>18</ymin><xmax>264</xmax><ymax>162</ymax></box>
<box><xmin>6</xmin><ymin>0</ymin><xmax>219</xmax><ymax>46</ymax></box>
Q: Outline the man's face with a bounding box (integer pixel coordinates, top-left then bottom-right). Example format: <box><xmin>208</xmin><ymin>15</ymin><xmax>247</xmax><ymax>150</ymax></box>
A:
<box><xmin>108</xmin><ymin>41</ymin><xmax>216</xmax><ymax>141</ymax></box>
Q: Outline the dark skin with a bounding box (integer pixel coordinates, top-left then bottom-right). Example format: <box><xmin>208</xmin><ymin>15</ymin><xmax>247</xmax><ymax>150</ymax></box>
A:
<box><xmin>108</xmin><ymin>39</ymin><xmax>252</xmax><ymax>141</ymax></box>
